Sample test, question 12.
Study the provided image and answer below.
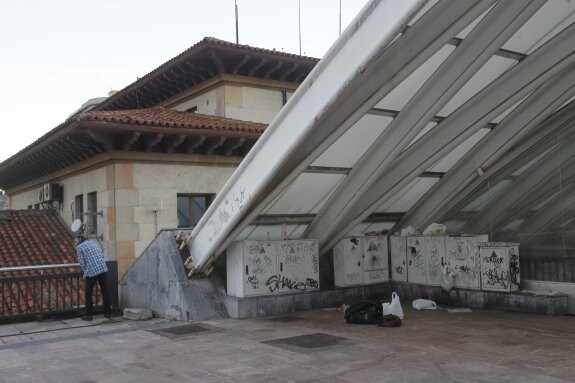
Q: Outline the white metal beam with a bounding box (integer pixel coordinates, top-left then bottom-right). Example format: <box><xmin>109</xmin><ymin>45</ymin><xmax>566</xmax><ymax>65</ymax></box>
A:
<box><xmin>415</xmin><ymin>100</ymin><xmax>575</xmax><ymax>230</ymax></box>
<box><xmin>515</xmin><ymin>184</ymin><xmax>575</xmax><ymax>238</ymax></box>
<box><xmin>398</xmin><ymin>66</ymin><xmax>575</xmax><ymax>231</ymax></box>
<box><xmin>305</xmin><ymin>0</ymin><xmax>542</xmax><ymax>245</ymax></box>
<box><xmin>185</xmin><ymin>0</ymin><xmax>498</xmax><ymax>273</ymax></box>
<box><xmin>320</xmin><ymin>21</ymin><xmax>575</xmax><ymax>251</ymax></box>
<box><xmin>462</xmin><ymin>139</ymin><xmax>575</xmax><ymax>233</ymax></box>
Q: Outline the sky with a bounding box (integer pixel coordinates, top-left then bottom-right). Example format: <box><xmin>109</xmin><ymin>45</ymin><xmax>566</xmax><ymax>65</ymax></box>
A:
<box><xmin>0</xmin><ymin>0</ymin><xmax>368</xmax><ymax>164</ymax></box>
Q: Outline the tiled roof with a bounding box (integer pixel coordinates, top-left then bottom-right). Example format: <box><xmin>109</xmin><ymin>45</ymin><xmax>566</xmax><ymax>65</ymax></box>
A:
<box><xmin>76</xmin><ymin>108</ymin><xmax>267</xmax><ymax>134</ymax></box>
<box><xmin>0</xmin><ymin>210</ymin><xmax>83</xmax><ymax>318</ymax></box>
<box><xmin>96</xmin><ymin>37</ymin><xmax>318</xmax><ymax>111</ymax></box>
<box><xmin>0</xmin><ymin>209</ymin><xmax>77</xmax><ymax>271</ymax></box>
<box><xmin>0</xmin><ymin>109</ymin><xmax>267</xmax><ymax>190</ymax></box>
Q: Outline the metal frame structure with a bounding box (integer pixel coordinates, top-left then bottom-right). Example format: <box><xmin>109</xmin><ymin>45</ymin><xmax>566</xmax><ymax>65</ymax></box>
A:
<box><xmin>184</xmin><ymin>0</ymin><xmax>575</xmax><ymax>276</ymax></box>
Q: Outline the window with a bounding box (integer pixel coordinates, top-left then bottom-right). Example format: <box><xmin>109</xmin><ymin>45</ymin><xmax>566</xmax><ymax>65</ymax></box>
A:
<box><xmin>177</xmin><ymin>194</ymin><xmax>214</xmax><ymax>228</ymax></box>
<box><xmin>74</xmin><ymin>194</ymin><xmax>83</xmax><ymax>222</ymax></box>
<box><xmin>87</xmin><ymin>192</ymin><xmax>97</xmax><ymax>235</ymax></box>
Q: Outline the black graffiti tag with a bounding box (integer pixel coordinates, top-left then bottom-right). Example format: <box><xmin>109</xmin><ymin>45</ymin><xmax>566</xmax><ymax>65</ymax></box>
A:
<box><xmin>266</xmin><ymin>274</ymin><xmax>308</xmax><ymax>293</ymax></box>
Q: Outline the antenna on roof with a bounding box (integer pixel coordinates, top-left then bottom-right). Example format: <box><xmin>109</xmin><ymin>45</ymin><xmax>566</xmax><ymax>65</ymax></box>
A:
<box><xmin>298</xmin><ymin>0</ymin><xmax>302</xmax><ymax>55</ymax></box>
<box><xmin>339</xmin><ymin>0</ymin><xmax>342</xmax><ymax>36</ymax></box>
<box><xmin>235</xmin><ymin>0</ymin><xmax>239</xmax><ymax>44</ymax></box>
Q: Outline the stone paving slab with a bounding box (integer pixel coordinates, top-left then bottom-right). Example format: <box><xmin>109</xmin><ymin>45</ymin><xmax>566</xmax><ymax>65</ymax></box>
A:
<box><xmin>0</xmin><ymin>308</ymin><xmax>574</xmax><ymax>382</ymax></box>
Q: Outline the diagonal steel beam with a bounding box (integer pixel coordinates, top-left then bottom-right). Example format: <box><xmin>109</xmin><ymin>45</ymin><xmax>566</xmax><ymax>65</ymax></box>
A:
<box><xmin>320</xmin><ymin>20</ymin><xmax>575</xmax><ymax>252</ymax></box>
<box><xmin>462</xmin><ymin>138</ymin><xmax>575</xmax><ymax>234</ymax></box>
<box><xmin>427</xmin><ymin>101</ymin><xmax>575</xmax><ymax>230</ymax></box>
<box><xmin>305</xmin><ymin>0</ymin><xmax>543</xmax><ymax>246</ymax></box>
<box><xmin>399</xmin><ymin>67</ymin><xmax>575</xmax><ymax>232</ymax></box>
<box><xmin>186</xmin><ymin>0</ymin><xmax>496</xmax><ymax>274</ymax></box>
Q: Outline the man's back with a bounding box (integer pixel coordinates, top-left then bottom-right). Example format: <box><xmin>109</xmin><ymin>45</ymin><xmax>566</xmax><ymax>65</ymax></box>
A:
<box><xmin>76</xmin><ymin>240</ymin><xmax>108</xmax><ymax>277</ymax></box>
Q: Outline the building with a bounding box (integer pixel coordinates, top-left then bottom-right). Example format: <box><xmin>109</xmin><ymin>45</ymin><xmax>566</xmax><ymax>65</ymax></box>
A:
<box><xmin>0</xmin><ymin>37</ymin><xmax>318</xmax><ymax>278</ymax></box>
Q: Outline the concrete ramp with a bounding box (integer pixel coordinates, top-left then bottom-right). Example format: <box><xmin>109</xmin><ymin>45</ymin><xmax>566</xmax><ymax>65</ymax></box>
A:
<box><xmin>119</xmin><ymin>230</ymin><xmax>228</xmax><ymax>322</ymax></box>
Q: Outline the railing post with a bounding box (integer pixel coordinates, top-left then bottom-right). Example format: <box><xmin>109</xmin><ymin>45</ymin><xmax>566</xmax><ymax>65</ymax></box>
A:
<box><xmin>106</xmin><ymin>261</ymin><xmax>119</xmax><ymax>311</ymax></box>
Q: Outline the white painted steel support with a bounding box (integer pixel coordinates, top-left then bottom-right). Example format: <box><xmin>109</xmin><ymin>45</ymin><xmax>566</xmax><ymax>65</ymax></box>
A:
<box><xmin>399</xmin><ymin>66</ymin><xmax>575</xmax><ymax>231</ymax></box>
<box><xmin>320</xmin><ymin>21</ymin><xmax>575</xmax><ymax>252</ymax></box>
<box><xmin>305</xmin><ymin>0</ymin><xmax>540</xmax><ymax>246</ymax></box>
<box><xmin>414</xmin><ymin>100</ymin><xmax>575</xmax><ymax>231</ymax></box>
<box><xmin>517</xmin><ymin>184</ymin><xmax>575</xmax><ymax>238</ymax></box>
<box><xmin>185</xmin><ymin>0</ymin><xmax>432</xmax><ymax>274</ymax></box>
<box><xmin>462</xmin><ymin>137</ymin><xmax>575</xmax><ymax>233</ymax></box>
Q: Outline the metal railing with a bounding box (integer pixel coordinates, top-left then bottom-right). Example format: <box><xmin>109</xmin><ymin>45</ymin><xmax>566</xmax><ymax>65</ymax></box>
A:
<box><xmin>0</xmin><ymin>263</ymin><xmax>106</xmax><ymax>322</ymax></box>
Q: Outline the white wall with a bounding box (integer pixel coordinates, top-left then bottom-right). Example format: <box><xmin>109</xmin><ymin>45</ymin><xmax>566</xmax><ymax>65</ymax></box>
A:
<box><xmin>224</xmin><ymin>85</ymin><xmax>286</xmax><ymax>123</ymax></box>
<box><xmin>173</xmin><ymin>88</ymin><xmax>223</xmax><ymax>116</ymax></box>
<box><xmin>171</xmin><ymin>84</ymin><xmax>292</xmax><ymax>124</ymax></box>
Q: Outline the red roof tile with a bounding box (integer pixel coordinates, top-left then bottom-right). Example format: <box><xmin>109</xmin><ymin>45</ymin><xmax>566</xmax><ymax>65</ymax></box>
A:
<box><xmin>0</xmin><ymin>210</ymin><xmax>85</xmax><ymax>317</ymax></box>
<box><xmin>0</xmin><ymin>209</ymin><xmax>77</xmax><ymax>271</ymax></box>
<box><xmin>76</xmin><ymin>107</ymin><xmax>267</xmax><ymax>135</ymax></box>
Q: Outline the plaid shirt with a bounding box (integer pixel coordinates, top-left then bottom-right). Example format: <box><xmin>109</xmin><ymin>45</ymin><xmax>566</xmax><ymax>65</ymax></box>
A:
<box><xmin>76</xmin><ymin>240</ymin><xmax>108</xmax><ymax>278</ymax></box>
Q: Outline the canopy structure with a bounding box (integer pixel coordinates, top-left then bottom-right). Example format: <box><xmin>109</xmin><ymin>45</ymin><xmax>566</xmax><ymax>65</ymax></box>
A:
<box><xmin>185</xmin><ymin>0</ymin><xmax>575</xmax><ymax>276</ymax></box>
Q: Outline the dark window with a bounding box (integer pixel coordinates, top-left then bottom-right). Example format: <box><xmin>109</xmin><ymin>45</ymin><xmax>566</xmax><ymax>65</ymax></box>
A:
<box><xmin>177</xmin><ymin>194</ymin><xmax>214</xmax><ymax>228</ymax></box>
<box><xmin>74</xmin><ymin>194</ymin><xmax>84</xmax><ymax>222</ymax></box>
<box><xmin>87</xmin><ymin>192</ymin><xmax>97</xmax><ymax>235</ymax></box>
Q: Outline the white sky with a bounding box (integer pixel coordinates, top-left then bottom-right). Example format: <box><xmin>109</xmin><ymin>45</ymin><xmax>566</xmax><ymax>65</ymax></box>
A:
<box><xmin>0</xmin><ymin>0</ymin><xmax>368</xmax><ymax>163</ymax></box>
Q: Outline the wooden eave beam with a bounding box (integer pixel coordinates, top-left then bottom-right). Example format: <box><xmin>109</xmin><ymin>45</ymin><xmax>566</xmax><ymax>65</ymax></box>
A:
<box><xmin>208</xmin><ymin>50</ymin><xmax>225</xmax><ymax>74</ymax></box>
<box><xmin>166</xmin><ymin>134</ymin><xmax>187</xmax><ymax>153</ymax></box>
<box><xmin>248</xmin><ymin>58</ymin><xmax>267</xmax><ymax>76</ymax></box>
<box><xmin>206</xmin><ymin>136</ymin><xmax>227</xmax><ymax>155</ymax></box>
<box><xmin>232</xmin><ymin>54</ymin><xmax>251</xmax><ymax>74</ymax></box>
<box><xmin>84</xmin><ymin>129</ymin><xmax>115</xmax><ymax>152</ymax></box>
<box><xmin>224</xmin><ymin>137</ymin><xmax>245</xmax><ymax>156</ymax></box>
<box><xmin>280</xmin><ymin>62</ymin><xmax>300</xmax><ymax>81</ymax></box>
<box><xmin>264</xmin><ymin>60</ymin><xmax>283</xmax><ymax>79</ymax></box>
<box><xmin>187</xmin><ymin>135</ymin><xmax>206</xmax><ymax>154</ymax></box>
<box><xmin>145</xmin><ymin>133</ymin><xmax>164</xmax><ymax>152</ymax></box>
<box><xmin>123</xmin><ymin>132</ymin><xmax>140</xmax><ymax>151</ymax></box>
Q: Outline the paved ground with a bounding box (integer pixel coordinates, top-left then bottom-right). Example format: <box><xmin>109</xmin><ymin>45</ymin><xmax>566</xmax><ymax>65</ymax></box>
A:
<box><xmin>0</xmin><ymin>306</ymin><xmax>574</xmax><ymax>383</ymax></box>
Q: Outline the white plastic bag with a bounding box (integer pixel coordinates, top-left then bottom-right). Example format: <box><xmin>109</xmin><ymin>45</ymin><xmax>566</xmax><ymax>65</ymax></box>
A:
<box><xmin>381</xmin><ymin>292</ymin><xmax>404</xmax><ymax>319</ymax></box>
<box><xmin>412</xmin><ymin>299</ymin><xmax>437</xmax><ymax>310</ymax></box>
<box><xmin>422</xmin><ymin>223</ymin><xmax>446</xmax><ymax>235</ymax></box>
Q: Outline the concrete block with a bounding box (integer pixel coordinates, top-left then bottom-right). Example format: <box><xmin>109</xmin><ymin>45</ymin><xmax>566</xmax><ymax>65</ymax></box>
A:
<box><xmin>225</xmin><ymin>296</ymin><xmax>258</xmax><ymax>319</ymax></box>
<box><xmin>257</xmin><ymin>294</ymin><xmax>294</xmax><ymax>317</ymax></box>
<box><xmin>123</xmin><ymin>308</ymin><xmax>153</xmax><ymax>320</ymax></box>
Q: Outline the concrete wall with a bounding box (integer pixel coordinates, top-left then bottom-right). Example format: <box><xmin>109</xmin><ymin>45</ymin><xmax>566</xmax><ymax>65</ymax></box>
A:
<box><xmin>119</xmin><ymin>230</ymin><xmax>228</xmax><ymax>321</ymax></box>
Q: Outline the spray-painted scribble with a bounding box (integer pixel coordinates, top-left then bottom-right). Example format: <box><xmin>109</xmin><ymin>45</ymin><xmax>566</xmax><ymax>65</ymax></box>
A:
<box><xmin>390</xmin><ymin>236</ymin><xmax>407</xmax><ymax>282</ymax></box>
<box><xmin>480</xmin><ymin>247</ymin><xmax>517</xmax><ymax>291</ymax></box>
<box><xmin>509</xmin><ymin>247</ymin><xmax>520</xmax><ymax>287</ymax></box>
<box><xmin>266</xmin><ymin>274</ymin><xmax>319</xmax><ymax>293</ymax></box>
<box><xmin>276</xmin><ymin>240</ymin><xmax>320</xmax><ymax>292</ymax></box>
<box><xmin>407</xmin><ymin>237</ymin><xmax>427</xmax><ymax>284</ymax></box>
<box><xmin>208</xmin><ymin>185</ymin><xmax>250</xmax><ymax>241</ymax></box>
<box><xmin>425</xmin><ymin>236</ymin><xmax>445</xmax><ymax>286</ymax></box>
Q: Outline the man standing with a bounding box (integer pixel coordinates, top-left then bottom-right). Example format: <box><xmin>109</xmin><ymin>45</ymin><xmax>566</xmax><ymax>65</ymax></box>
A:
<box><xmin>74</xmin><ymin>234</ymin><xmax>111</xmax><ymax>321</ymax></box>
